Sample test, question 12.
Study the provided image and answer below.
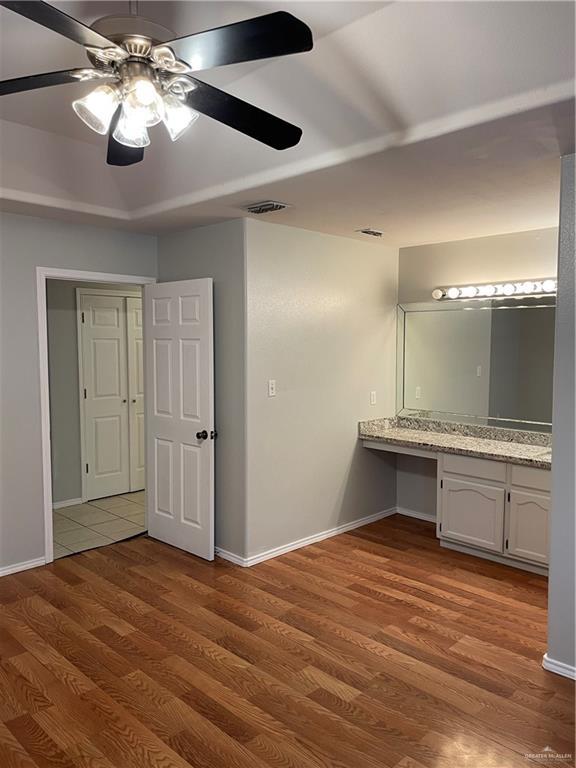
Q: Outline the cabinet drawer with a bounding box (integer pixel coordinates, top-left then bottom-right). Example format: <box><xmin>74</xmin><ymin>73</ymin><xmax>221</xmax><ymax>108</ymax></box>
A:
<box><xmin>510</xmin><ymin>465</ymin><xmax>551</xmax><ymax>493</ymax></box>
<box><xmin>443</xmin><ymin>454</ymin><xmax>506</xmax><ymax>483</ymax></box>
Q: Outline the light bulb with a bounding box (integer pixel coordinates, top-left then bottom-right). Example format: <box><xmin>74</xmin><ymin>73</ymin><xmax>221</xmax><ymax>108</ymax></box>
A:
<box><xmin>447</xmin><ymin>287</ymin><xmax>459</xmax><ymax>300</ymax></box>
<box><xmin>431</xmin><ymin>288</ymin><xmax>445</xmax><ymax>300</ymax></box>
<box><xmin>483</xmin><ymin>284</ymin><xmax>496</xmax><ymax>297</ymax></box>
<box><xmin>522</xmin><ymin>281</ymin><xmax>535</xmax><ymax>294</ymax></box>
<box><xmin>113</xmin><ymin>107</ymin><xmax>150</xmax><ymax>148</ymax></box>
<box><xmin>125</xmin><ymin>78</ymin><xmax>164</xmax><ymax>126</ymax></box>
<box><xmin>72</xmin><ymin>84</ymin><xmax>120</xmax><ymax>134</ymax></box>
<box><xmin>542</xmin><ymin>279</ymin><xmax>556</xmax><ymax>293</ymax></box>
<box><xmin>162</xmin><ymin>94</ymin><xmax>199</xmax><ymax>141</ymax></box>
<box><xmin>503</xmin><ymin>283</ymin><xmax>515</xmax><ymax>296</ymax></box>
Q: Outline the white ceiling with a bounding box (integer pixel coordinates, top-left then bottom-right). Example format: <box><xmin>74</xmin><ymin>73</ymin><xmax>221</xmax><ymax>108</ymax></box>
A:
<box><xmin>0</xmin><ymin>1</ymin><xmax>574</xmax><ymax>246</ymax></box>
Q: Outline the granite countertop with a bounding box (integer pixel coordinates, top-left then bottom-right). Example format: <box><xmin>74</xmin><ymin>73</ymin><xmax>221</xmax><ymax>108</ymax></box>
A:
<box><xmin>359</xmin><ymin>417</ymin><xmax>551</xmax><ymax>469</ymax></box>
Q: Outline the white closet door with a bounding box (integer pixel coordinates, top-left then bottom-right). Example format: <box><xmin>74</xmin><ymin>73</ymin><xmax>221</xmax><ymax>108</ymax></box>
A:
<box><xmin>127</xmin><ymin>297</ymin><xmax>145</xmax><ymax>492</ymax></box>
<box><xmin>144</xmin><ymin>279</ymin><xmax>214</xmax><ymax>560</ymax></box>
<box><xmin>81</xmin><ymin>295</ymin><xmax>130</xmax><ymax>500</ymax></box>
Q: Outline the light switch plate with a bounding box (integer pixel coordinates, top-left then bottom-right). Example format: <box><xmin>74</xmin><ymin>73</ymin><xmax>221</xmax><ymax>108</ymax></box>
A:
<box><xmin>370</xmin><ymin>391</ymin><xmax>377</xmax><ymax>405</ymax></box>
<box><xmin>268</xmin><ymin>379</ymin><xmax>276</xmax><ymax>397</ymax></box>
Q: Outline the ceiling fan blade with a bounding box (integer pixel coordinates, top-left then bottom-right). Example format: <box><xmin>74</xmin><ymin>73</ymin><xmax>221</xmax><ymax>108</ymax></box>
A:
<box><xmin>106</xmin><ymin>107</ymin><xmax>144</xmax><ymax>167</ymax></box>
<box><xmin>0</xmin><ymin>68</ymin><xmax>116</xmax><ymax>96</ymax></box>
<box><xmin>157</xmin><ymin>11</ymin><xmax>313</xmax><ymax>72</ymax></box>
<box><xmin>0</xmin><ymin>1</ymin><xmax>127</xmax><ymax>59</ymax></box>
<box><xmin>183</xmin><ymin>78</ymin><xmax>302</xmax><ymax>150</ymax></box>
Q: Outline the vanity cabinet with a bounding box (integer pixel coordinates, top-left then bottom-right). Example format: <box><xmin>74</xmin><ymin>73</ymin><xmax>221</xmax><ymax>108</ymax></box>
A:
<box><xmin>438</xmin><ymin>455</ymin><xmax>550</xmax><ymax>569</ymax></box>
<box><xmin>440</xmin><ymin>478</ymin><xmax>505</xmax><ymax>552</ymax></box>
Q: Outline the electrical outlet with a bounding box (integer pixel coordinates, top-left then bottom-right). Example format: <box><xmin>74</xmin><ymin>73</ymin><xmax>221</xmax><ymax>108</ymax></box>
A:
<box><xmin>370</xmin><ymin>391</ymin><xmax>377</xmax><ymax>406</ymax></box>
<box><xmin>268</xmin><ymin>379</ymin><xmax>276</xmax><ymax>397</ymax></box>
<box><xmin>415</xmin><ymin>386</ymin><xmax>421</xmax><ymax>400</ymax></box>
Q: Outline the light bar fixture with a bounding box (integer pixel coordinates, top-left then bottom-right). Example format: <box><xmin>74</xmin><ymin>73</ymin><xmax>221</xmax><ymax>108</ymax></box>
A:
<box><xmin>432</xmin><ymin>279</ymin><xmax>557</xmax><ymax>301</ymax></box>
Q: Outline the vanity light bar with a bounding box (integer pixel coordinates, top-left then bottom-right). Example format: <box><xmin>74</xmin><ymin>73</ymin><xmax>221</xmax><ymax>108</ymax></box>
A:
<box><xmin>432</xmin><ymin>278</ymin><xmax>557</xmax><ymax>301</ymax></box>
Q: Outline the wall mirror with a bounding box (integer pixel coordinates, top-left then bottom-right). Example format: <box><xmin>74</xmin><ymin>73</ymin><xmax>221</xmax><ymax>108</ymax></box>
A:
<box><xmin>396</xmin><ymin>297</ymin><xmax>556</xmax><ymax>430</ymax></box>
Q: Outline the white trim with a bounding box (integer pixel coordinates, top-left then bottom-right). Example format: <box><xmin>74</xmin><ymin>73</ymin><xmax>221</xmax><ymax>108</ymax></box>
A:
<box><xmin>52</xmin><ymin>498</ymin><xmax>83</xmax><ymax>510</ymax></box>
<box><xmin>362</xmin><ymin>440</ymin><xmax>438</xmax><ymax>461</ymax></box>
<box><xmin>440</xmin><ymin>540</ymin><xmax>548</xmax><ymax>575</ymax></box>
<box><xmin>0</xmin><ymin>558</ymin><xmax>46</xmax><ymax>578</ymax></box>
<box><xmin>37</xmin><ymin>267</ymin><xmax>156</xmax><ymax>567</ymax></box>
<box><xmin>395</xmin><ymin>506</ymin><xmax>436</xmax><ymax>523</ymax></box>
<box><xmin>216</xmin><ymin>507</ymin><xmax>397</xmax><ymax>567</ymax></box>
<box><xmin>542</xmin><ymin>653</ymin><xmax>576</xmax><ymax>680</ymax></box>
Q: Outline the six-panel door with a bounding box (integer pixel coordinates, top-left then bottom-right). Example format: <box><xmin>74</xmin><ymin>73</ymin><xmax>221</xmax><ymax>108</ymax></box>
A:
<box><xmin>144</xmin><ymin>279</ymin><xmax>214</xmax><ymax>561</ymax></box>
<box><xmin>507</xmin><ymin>490</ymin><xmax>549</xmax><ymax>564</ymax></box>
<box><xmin>440</xmin><ymin>477</ymin><xmax>505</xmax><ymax>552</ymax></box>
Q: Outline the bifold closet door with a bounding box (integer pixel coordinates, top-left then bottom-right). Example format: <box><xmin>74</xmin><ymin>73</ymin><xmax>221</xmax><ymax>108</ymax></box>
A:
<box><xmin>127</xmin><ymin>297</ymin><xmax>145</xmax><ymax>492</ymax></box>
<box><xmin>144</xmin><ymin>278</ymin><xmax>215</xmax><ymax>560</ymax></box>
<box><xmin>81</xmin><ymin>295</ymin><xmax>130</xmax><ymax>500</ymax></box>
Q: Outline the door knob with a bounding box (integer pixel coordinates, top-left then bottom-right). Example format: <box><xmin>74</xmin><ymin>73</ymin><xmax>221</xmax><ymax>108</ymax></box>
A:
<box><xmin>196</xmin><ymin>430</ymin><xmax>208</xmax><ymax>440</ymax></box>
<box><xmin>122</xmin><ymin>399</ymin><xmax>127</xmax><ymax>403</ymax></box>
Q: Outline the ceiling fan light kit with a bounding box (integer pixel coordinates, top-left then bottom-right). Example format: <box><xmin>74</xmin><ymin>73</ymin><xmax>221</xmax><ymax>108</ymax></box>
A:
<box><xmin>0</xmin><ymin>1</ymin><xmax>313</xmax><ymax>165</ymax></box>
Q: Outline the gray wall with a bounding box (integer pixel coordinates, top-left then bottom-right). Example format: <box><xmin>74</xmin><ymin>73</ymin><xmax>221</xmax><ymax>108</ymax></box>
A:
<box><xmin>157</xmin><ymin>219</ymin><xmax>247</xmax><ymax>557</ymax></box>
<box><xmin>0</xmin><ymin>212</ymin><xmax>157</xmax><ymax>570</ymax></box>
<box><xmin>399</xmin><ymin>228</ymin><xmax>558</xmax><ymax>303</ymax></box>
<box><xmin>547</xmin><ymin>154</ymin><xmax>575</xmax><ymax>672</ymax></box>
<box><xmin>46</xmin><ymin>281</ymin><xmax>142</xmax><ymax>504</ymax></box>
<box><xmin>244</xmin><ymin>220</ymin><xmax>398</xmax><ymax>557</ymax></box>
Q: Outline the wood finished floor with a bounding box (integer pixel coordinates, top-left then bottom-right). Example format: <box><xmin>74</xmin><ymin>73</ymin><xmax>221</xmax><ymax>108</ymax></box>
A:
<box><xmin>0</xmin><ymin>516</ymin><xmax>573</xmax><ymax>768</ymax></box>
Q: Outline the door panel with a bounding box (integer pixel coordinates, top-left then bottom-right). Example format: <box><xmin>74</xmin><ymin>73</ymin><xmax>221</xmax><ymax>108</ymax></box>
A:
<box><xmin>127</xmin><ymin>297</ymin><xmax>145</xmax><ymax>492</ymax></box>
<box><xmin>507</xmin><ymin>490</ymin><xmax>549</xmax><ymax>564</ymax></box>
<box><xmin>145</xmin><ymin>279</ymin><xmax>214</xmax><ymax>560</ymax></box>
<box><xmin>440</xmin><ymin>477</ymin><xmax>505</xmax><ymax>552</ymax></box>
<box><xmin>81</xmin><ymin>295</ymin><xmax>130</xmax><ymax>500</ymax></box>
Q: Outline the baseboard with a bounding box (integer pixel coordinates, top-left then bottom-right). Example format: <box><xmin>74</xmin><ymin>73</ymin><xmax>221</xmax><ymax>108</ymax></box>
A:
<box><xmin>52</xmin><ymin>498</ymin><xmax>83</xmax><ymax>510</ymax></box>
<box><xmin>0</xmin><ymin>557</ymin><xmax>46</xmax><ymax>578</ymax></box>
<box><xmin>395</xmin><ymin>506</ymin><xmax>436</xmax><ymax>523</ymax></box>
<box><xmin>441</xmin><ymin>540</ymin><xmax>548</xmax><ymax>575</ymax></box>
<box><xmin>216</xmin><ymin>507</ymin><xmax>397</xmax><ymax>568</ymax></box>
<box><xmin>542</xmin><ymin>653</ymin><xmax>576</xmax><ymax>680</ymax></box>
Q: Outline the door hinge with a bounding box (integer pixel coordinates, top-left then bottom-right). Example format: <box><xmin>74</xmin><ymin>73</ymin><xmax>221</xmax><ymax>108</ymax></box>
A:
<box><xmin>83</xmin><ymin>388</ymin><xmax>87</xmax><ymax>400</ymax></box>
<box><xmin>81</xmin><ymin>311</ymin><xmax>85</xmax><ymax>323</ymax></box>
<box><xmin>440</xmin><ymin>479</ymin><xmax>443</xmax><ymax>489</ymax></box>
<box><xmin>507</xmin><ymin>491</ymin><xmax>511</xmax><ymax>502</ymax></box>
<box><xmin>85</xmin><ymin>463</ymin><xmax>89</xmax><ymax>474</ymax></box>
<box><xmin>439</xmin><ymin>522</ymin><xmax>442</xmax><ymax>532</ymax></box>
<box><xmin>505</xmin><ymin>538</ymin><xmax>509</xmax><ymax>550</ymax></box>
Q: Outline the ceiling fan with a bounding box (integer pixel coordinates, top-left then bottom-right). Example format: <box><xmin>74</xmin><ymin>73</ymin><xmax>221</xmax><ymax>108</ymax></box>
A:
<box><xmin>0</xmin><ymin>1</ymin><xmax>313</xmax><ymax>166</ymax></box>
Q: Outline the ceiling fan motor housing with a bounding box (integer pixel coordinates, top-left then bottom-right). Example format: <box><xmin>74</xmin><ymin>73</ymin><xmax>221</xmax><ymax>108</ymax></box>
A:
<box><xmin>88</xmin><ymin>14</ymin><xmax>175</xmax><ymax>63</ymax></box>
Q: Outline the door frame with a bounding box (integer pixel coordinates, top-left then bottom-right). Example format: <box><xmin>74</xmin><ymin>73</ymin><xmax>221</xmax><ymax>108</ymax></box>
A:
<box><xmin>76</xmin><ymin>287</ymin><xmax>143</xmax><ymax>503</ymax></box>
<box><xmin>36</xmin><ymin>267</ymin><xmax>156</xmax><ymax>564</ymax></box>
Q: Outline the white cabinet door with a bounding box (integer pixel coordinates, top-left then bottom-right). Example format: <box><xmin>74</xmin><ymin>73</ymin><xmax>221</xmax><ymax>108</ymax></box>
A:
<box><xmin>144</xmin><ymin>279</ymin><xmax>214</xmax><ymax>560</ymax></box>
<box><xmin>81</xmin><ymin>295</ymin><xmax>130</xmax><ymax>500</ymax></box>
<box><xmin>127</xmin><ymin>297</ymin><xmax>145</xmax><ymax>492</ymax></box>
<box><xmin>440</xmin><ymin>477</ymin><xmax>505</xmax><ymax>552</ymax></box>
<box><xmin>507</xmin><ymin>490</ymin><xmax>549</xmax><ymax>564</ymax></box>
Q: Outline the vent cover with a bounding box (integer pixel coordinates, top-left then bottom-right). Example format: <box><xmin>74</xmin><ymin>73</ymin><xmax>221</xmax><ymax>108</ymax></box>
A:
<box><xmin>243</xmin><ymin>201</ymin><xmax>290</xmax><ymax>215</ymax></box>
<box><xmin>356</xmin><ymin>228</ymin><xmax>383</xmax><ymax>238</ymax></box>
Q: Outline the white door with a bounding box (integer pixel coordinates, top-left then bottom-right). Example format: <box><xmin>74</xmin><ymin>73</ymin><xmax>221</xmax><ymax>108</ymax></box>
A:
<box><xmin>127</xmin><ymin>297</ymin><xmax>145</xmax><ymax>492</ymax></box>
<box><xmin>440</xmin><ymin>477</ymin><xmax>505</xmax><ymax>552</ymax></box>
<box><xmin>506</xmin><ymin>490</ymin><xmax>549</xmax><ymax>564</ymax></box>
<box><xmin>81</xmin><ymin>295</ymin><xmax>130</xmax><ymax>499</ymax></box>
<box><xmin>144</xmin><ymin>279</ymin><xmax>214</xmax><ymax>560</ymax></box>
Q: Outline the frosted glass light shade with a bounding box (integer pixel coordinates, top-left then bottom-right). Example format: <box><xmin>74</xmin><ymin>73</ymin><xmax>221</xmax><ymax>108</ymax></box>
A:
<box><xmin>72</xmin><ymin>85</ymin><xmax>120</xmax><ymax>134</ymax></box>
<box><xmin>124</xmin><ymin>79</ymin><xmax>164</xmax><ymax>126</ymax></box>
<box><xmin>162</xmin><ymin>94</ymin><xmax>199</xmax><ymax>141</ymax></box>
<box><xmin>113</xmin><ymin>107</ymin><xmax>150</xmax><ymax>148</ymax></box>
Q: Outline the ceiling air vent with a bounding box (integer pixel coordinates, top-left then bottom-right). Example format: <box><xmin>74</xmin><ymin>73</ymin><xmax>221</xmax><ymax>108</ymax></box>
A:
<box><xmin>356</xmin><ymin>228</ymin><xmax>383</xmax><ymax>238</ymax></box>
<box><xmin>243</xmin><ymin>201</ymin><xmax>290</xmax><ymax>215</ymax></box>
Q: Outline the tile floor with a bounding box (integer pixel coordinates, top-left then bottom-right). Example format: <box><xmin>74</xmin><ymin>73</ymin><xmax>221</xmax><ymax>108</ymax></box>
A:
<box><xmin>53</xmin><ymin>491</ymin><xmax>146</xmax><ymax>559</ymax></box>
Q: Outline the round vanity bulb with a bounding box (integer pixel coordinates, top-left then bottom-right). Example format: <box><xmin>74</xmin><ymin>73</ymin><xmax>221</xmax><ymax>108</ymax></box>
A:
<box><xmin>447</xmin><ymin>287</ymin><xmax>460</xmax><ymax>300</ymax></box>
<box><xmin>502</xmin><ymin>283</ymin><xmax>515</xmax><ymax>296</ymax></box>
<box><xmin>431</xmin><ymin>288</ymin><xmax>445</xmax><ymax>300</ymax></box>
<box><xmin>522</xmin><ymin>281</ymin><xmax>535</xmax><ymax>294</ymax></box>
<box><xmin>113</xmin><ymin>107</ymin><xmax>150</xmax><ymax>148</ymax></box>
<box><xmin>542</xmin><ymin>279</ymin><xmax>556</xmax><ymax>293</ymax></box>
<box><xmin>72</xmin><ymin>84</ymin><xmax>120</xmax><ymax>134</ymax></box>
<box><xmin>483</xmin><ymin>284</ymin><xmax>496</xmax><ymax>297</ymax></box>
